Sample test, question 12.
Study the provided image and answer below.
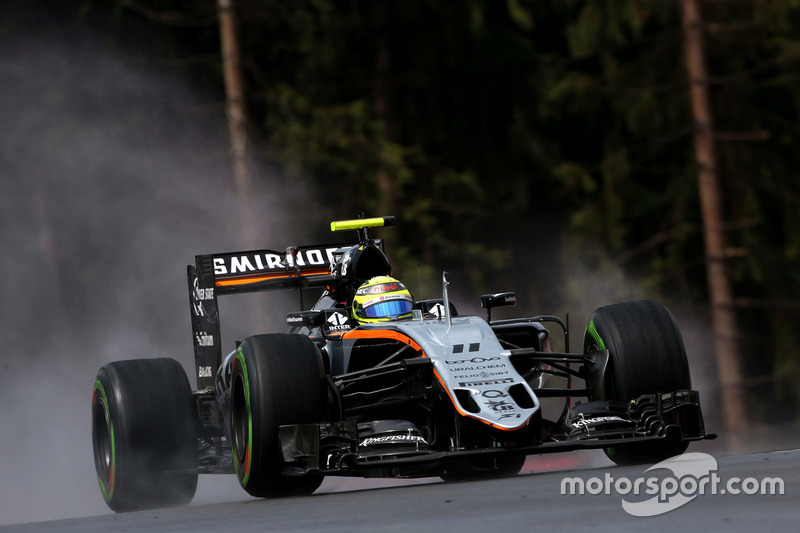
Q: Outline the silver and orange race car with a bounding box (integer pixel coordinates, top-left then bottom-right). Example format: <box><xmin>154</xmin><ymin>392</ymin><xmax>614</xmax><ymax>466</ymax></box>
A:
<box><xmin>91</xmin><ymin>216</ymin><xmax>714</xmax><ymax>511</ymax></box>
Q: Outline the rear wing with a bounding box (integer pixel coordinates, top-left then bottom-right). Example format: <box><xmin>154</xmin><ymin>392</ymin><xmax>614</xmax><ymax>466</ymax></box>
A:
<box><xmin>187</xmin><ymin>215</ymin><xmax>396</xmax><ymax>390</ymax></box>
<box><xmin>187</xmin><ymin>243</ymin><xmax>357</xmax><ymax>390</ymax></box>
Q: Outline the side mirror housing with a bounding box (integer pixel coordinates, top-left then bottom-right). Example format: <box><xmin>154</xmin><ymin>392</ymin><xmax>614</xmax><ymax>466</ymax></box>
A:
<box><xmin>480</xmin><ymin>292</ymin><xmax>516</xmax><ymax>323</ymax></box>
<box><xmin>286</xmin><ymin>310</ymin><xmax>325</xmax><ymax>328</ymax></box>
<box><xmin>481</xmin><ymin>292</ymin><xmax>516</xmax><ymax>309</ymax></box>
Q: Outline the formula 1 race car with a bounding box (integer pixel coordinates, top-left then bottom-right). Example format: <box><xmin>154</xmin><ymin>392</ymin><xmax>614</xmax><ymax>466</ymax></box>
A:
<box><xmin>91</xmin><ymin>216</ymin><xmax>715</xmax><ymax>511</ymax></box>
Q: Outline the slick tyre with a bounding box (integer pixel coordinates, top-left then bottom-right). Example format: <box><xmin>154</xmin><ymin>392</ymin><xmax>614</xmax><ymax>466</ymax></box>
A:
<box><xmin>584</xmin><ymin>300</ymin><xmax>691</xmax><ymax>465</ymax></box>
<box><xmin>92</xmin><ymin>358</ymin><xmax>198</xmax><ymax>512</ymax></box>
<box><xmin>230</xmin><ymin>334</ymin><xmax>327</xmax><ymax>498</ymax></box>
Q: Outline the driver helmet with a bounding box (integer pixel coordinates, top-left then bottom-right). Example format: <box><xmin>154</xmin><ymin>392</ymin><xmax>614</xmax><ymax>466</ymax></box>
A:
<box><xmin>352</xmin><ymin>276</ymin><xmax>414</xmax><ymax>324</ymax></box>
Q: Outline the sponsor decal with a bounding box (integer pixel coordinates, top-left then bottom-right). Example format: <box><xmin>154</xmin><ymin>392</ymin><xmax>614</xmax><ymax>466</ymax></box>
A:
<box><xmin>429</xmin><ymin>303</ymin><xmax>446</xmax><ymax>318</ymax></box>
<box><xmin>337</xmin><ymin>249</ymin><xmax>355</xmax><ymax>277</ymax></box>
<box><xmin>447</xmin><ymin>356</ymin><xmax>501</xmax><ymax>365</ymax></box>
<box><xmin>213</xmin><ymin>247</ymin><xmax>339</xmax><ymax>276</ymax></box>
<box><xmin>449</xmin><ymin>363</ymin><xmax>507</xmax><ymax>372</ymax></box>
<box><xmin>458</xmin><ymin>377</ymin><xmax>516</xmax><ymax>387</ymax></box>
<box><xmin>481</xmin><ymin>390</ymin><xmax>507</xmax><ymax>398</ymax></box>
<box><xmin>325</xmin><ymin>311</ymin><xmax>351</xmax><ymax>332</ymax></box>
<box><xmin>361</xmin><ymin>293</ymin><xmax>412</xmax><ymax>308</ymax></box>
<box><xmin>570</xmin><ymin>415</ymin><xmax>628</xmax><ymax>430</ymax></box>
<box><xmin>286</xmin><ymin>248</ymin><xmax>328</xmax><ymax>268</ymax></box>
<box><xmin>192</xmin><ymin>278</ymin><xmax>214</xmax><ymax>317</ymax></box>
<box><xmin>357</xmin><ymin>282</ymin><xmax>401</xmax><ymax>295</ymax></box>
<box><xmin>195</xmin><ymin>332</ymin><xmax>214</xmax><ymax>347</ymax></box>
<box><xmin>484</xmin><ymin>399</ymin><xmax>516</xmax><ymax>412</ymax></box>
<box><xmin>286</xmin><ymin>316</ymin><xmax>304</xmax><ymax>324</ymax></box>
<box><xmin>198</xmin><ymin>366</ymin><xmax>214</xmax><ymax>378</ymax></box>
<box><xmin>195</xmin><ymin>287</ymin><xmax>215</xmax><ymax>301</ymax></box>
<box><xmin>214</xmin><ymin>254</ymin><xmax>282</xmax><ymax>275</ymax></box>
<box><xmin>454</xmin><ymin>370</ymin><xmax>509</xmax><ymax>380</ymax></box>
<box><xmin>359</xmin><ymin>434</ymin><xmax>428</xmax><ymax>447</ymax></box>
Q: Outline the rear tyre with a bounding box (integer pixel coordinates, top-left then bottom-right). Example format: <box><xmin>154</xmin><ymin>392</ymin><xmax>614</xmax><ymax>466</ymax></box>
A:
<box><xmin>92</xmin><ymin>358</ymin><xmax>198</xmax><ymax>512</ymax></box>
<box><xmin>583</xmin><ymin>300</ymin><xmax>691</xmax><ymax>465</ymax></box>
<box><xmin>230</xmin><ymin>334</ymin><xmax>327</xmax><ymax>497</ymax></box>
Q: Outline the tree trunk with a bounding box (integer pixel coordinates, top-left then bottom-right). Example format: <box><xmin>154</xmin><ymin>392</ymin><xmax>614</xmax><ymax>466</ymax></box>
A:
<box><xmin>218</xmin><ymin>0</ymin><xmax>255</xmax><ymax>247</ymax></box>
<box><xmin>680</xmin><ymin>0</ymin><xmax>746</xmax><ymax>436</ymax></box>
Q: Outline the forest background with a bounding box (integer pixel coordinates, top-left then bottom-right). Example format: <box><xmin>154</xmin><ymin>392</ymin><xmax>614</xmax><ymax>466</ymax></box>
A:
<box><xmin>2</xmin><ymin>0</ymin><xmax>800</xmax><ymax>522</ymax></box>
<box><xmin>85</xmin><ymin>0</ymin><xmax>800</xmax><ymax>422</ymax></box>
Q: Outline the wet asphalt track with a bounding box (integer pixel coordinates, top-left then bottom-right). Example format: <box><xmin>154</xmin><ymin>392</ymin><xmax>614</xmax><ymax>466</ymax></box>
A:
<box><xmin>2</xmin><ymin>448</ymin><xmax>796</xmax><ymax>532</ymax></box>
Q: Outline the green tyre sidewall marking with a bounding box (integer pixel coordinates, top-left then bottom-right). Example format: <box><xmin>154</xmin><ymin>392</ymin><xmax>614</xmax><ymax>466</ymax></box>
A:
<box><xmin>233</xmin><ymin>347</ymin><xmax>253</xmax><ymax>487</ymax></box>
<box><xmin>585</xmin><ymin>320</ymin><xmax>606</xmax><ymax>350</ymax></box>
<box><xmin>93</xmin><ymin>379</ymin><xmax>115</xmax><ymax>503</ymax></box>
<box><xmin>585</xmin><ymin>319</ymin><xmax>618</xmax><ymax>458</ymax></box>
<box><xmin>585</xmin><ymin>320</ymin><xmax>617</xmax><ymax>396</ymax></box>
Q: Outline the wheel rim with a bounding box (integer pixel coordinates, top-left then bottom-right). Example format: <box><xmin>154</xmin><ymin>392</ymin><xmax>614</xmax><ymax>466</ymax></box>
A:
<box><xmin>231</xmin><ymin>374</ymin><xmax>249</xmax><ymax>465</ymax></box>
<box><xmin>94</xmin><ymin>399</ymin><xmax>111</xmax><ymax>479</ymax></box>
<box><xmin>93</xmin><ymin>397</ymin><xmax>112</xmax><ymax>477</ymax></box>
<box><xmin>92</xmin><ymin>381</ymin><xmax>116</xmax><ymax>502</ymax></box>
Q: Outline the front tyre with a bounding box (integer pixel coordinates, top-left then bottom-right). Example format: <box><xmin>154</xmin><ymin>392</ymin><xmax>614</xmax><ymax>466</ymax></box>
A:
<box><xmin>584</xmin><ymin>300</ymin><xmax>691</xmax><ymax>465</ymax></box>
<box><xmin>92</xmin><ymin>358</ymin><xmax>198</xmax><ymax>512</ymax></box>
<box><xmin>230</xmin><ymin>334</ymin><xmax>327</xmax><ymax>498</ymax></box>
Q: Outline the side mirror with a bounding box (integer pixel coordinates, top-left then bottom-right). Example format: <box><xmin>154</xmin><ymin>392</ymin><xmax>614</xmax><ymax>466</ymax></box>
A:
<box><xmin>286</xmin><ymin>310</ymin><xmax>325</xmax><ymax>328</ymax></box>
<box><xmin>480</xmin><ymin>292</ymin><xmax>516</xmax><ymax>322</ymax></box>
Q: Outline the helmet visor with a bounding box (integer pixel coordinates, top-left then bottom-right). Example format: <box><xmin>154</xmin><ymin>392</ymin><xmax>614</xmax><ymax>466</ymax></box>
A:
<box><xmin>362</xmin><ymin>299</ymin><xmax>414</xmax><ymax>319</ymax></box>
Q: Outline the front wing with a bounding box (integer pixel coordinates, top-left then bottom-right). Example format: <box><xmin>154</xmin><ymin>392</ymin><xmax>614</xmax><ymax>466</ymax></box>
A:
<box><xmin>278</xmin><ymin>388</ymin><xmax>712</xmax><ymax>477</ymax></box>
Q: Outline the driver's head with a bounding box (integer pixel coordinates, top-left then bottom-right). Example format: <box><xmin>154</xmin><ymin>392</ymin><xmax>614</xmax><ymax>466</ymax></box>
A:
<box><xmin>352</xmin><ymin>276</ymin><xmax>414</xmax><ymax>324</ymax></box>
